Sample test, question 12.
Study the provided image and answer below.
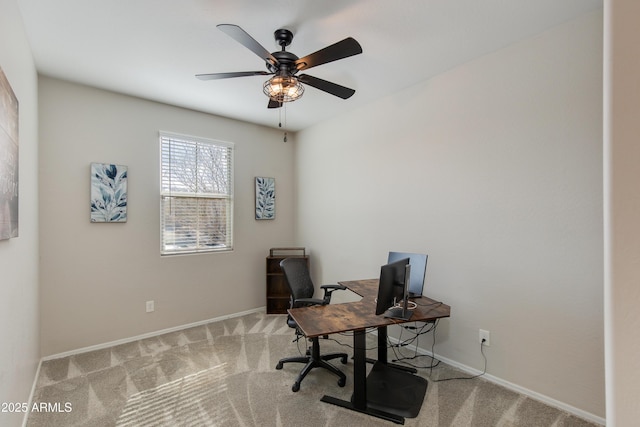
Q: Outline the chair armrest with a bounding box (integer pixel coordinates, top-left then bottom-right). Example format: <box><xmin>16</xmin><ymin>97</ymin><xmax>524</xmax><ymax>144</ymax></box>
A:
<box><xmin>321</xmin><ymin>284</ymin><xmax>347</xmax><ymax>291</ymax></box>
<box><xmin>293</xmin><ymin>298</ymin><xmax>325</xmax><ymax>307</ymax></box>
<box><xmin>320</xmin><ymin>283</ymin><xmax>347</xmax><ymax>304</ymax></box>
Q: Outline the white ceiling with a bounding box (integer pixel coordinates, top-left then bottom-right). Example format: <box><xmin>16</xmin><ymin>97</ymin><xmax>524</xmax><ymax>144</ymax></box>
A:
<box><xmin>17</xmin><ymin>0</ymin><xmax>602</xmax><ymax>132</ymax></box>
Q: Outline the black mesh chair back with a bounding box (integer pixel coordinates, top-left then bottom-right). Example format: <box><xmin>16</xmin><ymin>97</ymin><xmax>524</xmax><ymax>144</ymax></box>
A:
<box><xmin>281</xmin><ymin>257</ymin><xmax>315</xmax><ymax>303</ymax></box>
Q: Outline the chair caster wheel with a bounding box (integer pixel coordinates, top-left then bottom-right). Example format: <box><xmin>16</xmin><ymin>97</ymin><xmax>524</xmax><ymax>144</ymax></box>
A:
<box><xmin>292</xmin><ymin>383</ymin><xmax>300</xmax><ymax>392</ymax></box>
<box><xmin>276</xmin><ymin>362</ymin><xmax>283</xmax><ymax>370</ymax></box>
<box><xmin>341</xmin><ymin>356</ymin><xmax>348</xmax><ymax>364</ymax></box>
<box><xmin>338</xmin><ymin>377</ymin><xmax>346</xmax><ymax>387</ymax></box>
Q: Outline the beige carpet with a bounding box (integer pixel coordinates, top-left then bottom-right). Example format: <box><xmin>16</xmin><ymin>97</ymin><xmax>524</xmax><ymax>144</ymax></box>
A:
<box><xmin>27</xmin><ymin>312</ymin><xmax>599</xmax><ymax>426</ymax></box>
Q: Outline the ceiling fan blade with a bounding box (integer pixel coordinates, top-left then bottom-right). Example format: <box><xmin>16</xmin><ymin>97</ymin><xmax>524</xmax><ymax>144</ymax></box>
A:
<box><xmin>196</xmin><ymin>71</ymin><xmax>270</xmax><ymax>80</ymax></box>
<box><xmin>217</xmin><ymin>24</ymin><xmax>279</xmax><ymax>67</ymax></box>
<box><xmin>294</xmin><ymin>37</ymin><xmax>362</xmax><ymax>71</ymax></box>
<box><xmin>298</xmin><ymin>74</ymin><xmax>355</xmax><ymax>99</ymax></box>
<box><xmin>267</xmin><ymin>99</ymin><xmax>282</xmax><ymax>109</ymax></box>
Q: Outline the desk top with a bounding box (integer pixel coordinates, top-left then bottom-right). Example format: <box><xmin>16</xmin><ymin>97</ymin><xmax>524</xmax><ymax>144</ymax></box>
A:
<box><xmin>288</xmin><ymin>279</ymin><xmax>451</xmax><ymax>338</ymax></box>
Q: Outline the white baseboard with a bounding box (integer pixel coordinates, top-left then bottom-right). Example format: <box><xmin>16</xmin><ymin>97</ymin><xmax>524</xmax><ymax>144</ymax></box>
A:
<box><xmin>385</xmin><ymin>334</ymin><xmax>605</xmax><ymax>426</ymax></box>
<box><xmin>41</xmin><ymin>306</ymin><xmax>266</xmax><ymax>361</ymax></box>
<box><xmin>22</xmin><ymin>358</ymin><xmax>42</xmax><ymax>427</ymax></box>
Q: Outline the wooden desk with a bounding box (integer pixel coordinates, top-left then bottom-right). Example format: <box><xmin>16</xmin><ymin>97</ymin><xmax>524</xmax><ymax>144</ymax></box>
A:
<box><xmin>287</xmin><ymin>279</ymin><xmax>451</xmax><ymax>424</ymax></box>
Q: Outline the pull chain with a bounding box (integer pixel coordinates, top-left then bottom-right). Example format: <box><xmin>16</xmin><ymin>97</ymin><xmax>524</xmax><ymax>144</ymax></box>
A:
<box><xmin>277</xmin><ymin>101</ymin><xmax>288</xmax><ymax>142</ymax></box>
<box><xmin>283</xmin><ymin>102</ymin><xmax>288</xmax><ymax>142</ymax></box>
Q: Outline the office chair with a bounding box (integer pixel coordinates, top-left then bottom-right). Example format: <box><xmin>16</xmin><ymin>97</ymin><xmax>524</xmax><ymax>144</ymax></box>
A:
<box><xmin>275</xmin><ymin>257</ymin><xmax>348</xmax><ymax>392</ymax></box>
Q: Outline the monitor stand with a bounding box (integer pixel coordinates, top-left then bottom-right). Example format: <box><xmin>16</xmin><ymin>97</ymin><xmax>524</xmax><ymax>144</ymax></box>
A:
<box><xmin>384</xmin><ymin>306</ymin><xmax>413</xmax><ymax>321</ymax></box>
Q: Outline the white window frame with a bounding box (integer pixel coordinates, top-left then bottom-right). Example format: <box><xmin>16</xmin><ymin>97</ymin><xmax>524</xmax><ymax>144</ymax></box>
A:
<box><xmin>160</xmin><ymin>131</ymin><xmax>234</xmax><ymax>255</ymax></box>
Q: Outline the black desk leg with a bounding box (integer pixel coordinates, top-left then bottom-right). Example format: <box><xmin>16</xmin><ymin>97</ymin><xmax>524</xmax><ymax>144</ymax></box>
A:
<box><xmin>378</xmin><ymin>325</ymin><xmax>388</xmax><ymax>363</ymax></box>
<box><xmin>321</xmin><ymin>329</ymin><xmax>405</xmax><ymax>424</ymax></box>
<box><xmin>352</xmin><ymin>329</ymin><xmax>367</xmax><ymax>409</ymax></box>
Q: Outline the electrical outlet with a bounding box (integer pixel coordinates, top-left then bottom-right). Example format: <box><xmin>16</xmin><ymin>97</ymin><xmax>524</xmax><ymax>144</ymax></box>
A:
<box><xmin>146</xmin><ymin>300</ymin><xmax>155</xmax><ymax>313</ymax></box>
<box><xmin>479</xmin><ymin>329</ymin><xmax>490</xmax><ymax>346</ymax></box>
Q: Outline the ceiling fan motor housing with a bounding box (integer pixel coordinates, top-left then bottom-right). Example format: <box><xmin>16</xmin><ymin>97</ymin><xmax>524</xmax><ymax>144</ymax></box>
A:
<box><xmin>269</xmin><ymin>51</ymin><xmax>299</xmax><ymax>74</ymax></box>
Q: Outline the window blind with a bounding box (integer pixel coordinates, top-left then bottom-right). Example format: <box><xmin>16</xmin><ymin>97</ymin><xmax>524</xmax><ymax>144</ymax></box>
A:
<box><xmin>160</xmin><ymin>131</ymin><xmax>234</xmax><ymax>255</ymax></box>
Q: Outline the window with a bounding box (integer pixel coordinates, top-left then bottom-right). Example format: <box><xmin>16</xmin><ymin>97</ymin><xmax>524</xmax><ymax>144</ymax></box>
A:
<box><xmin>160</xmin><ymin>131</ymin><xmax>233</xmax><ymax>255</ymax></box>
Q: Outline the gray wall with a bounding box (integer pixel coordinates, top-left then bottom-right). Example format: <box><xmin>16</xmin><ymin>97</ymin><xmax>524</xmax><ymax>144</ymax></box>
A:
<box><xmin>0</xmin><ymin>0</ymin><xmax>40</xmax><ymax>425</ymax></box>
<box><xmin>38</xmin><ymin>77</ymin><xmax>296</xmax><ymax>356</ymax></box>
<box><xmin>295</xmin><ymin>11</ymin><xmax>604</xmax><ymax>420</ymax></box>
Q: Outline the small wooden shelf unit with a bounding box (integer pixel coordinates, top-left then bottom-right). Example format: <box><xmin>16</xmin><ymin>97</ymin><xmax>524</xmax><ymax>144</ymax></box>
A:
<box><xmin>266</xmin><ymin>247</ymin><xmax>307</xmax><ymax>314</ymax></box>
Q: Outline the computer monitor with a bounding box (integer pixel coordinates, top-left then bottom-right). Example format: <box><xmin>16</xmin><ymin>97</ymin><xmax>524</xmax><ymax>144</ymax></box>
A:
<box><xmin>387</xmin><ymin>252</ymin><xmax>428</xmax><ymax>298</ymax></box>
<box><xmin>376</xmin><ymin>257</ymin><xmax>413</xmax><ymax>320</ymax></box>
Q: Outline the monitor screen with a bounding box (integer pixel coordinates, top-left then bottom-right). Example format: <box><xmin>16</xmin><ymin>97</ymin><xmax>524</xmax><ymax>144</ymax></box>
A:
<box><xmin>387</xmin><ymin>252</ymin><xmax>428</xmax><ymax>297</ymax></box>
<box><xmin>376</xmin><ymin>257</ymin><xmax>410</xmax><ymax>318</ymax></box>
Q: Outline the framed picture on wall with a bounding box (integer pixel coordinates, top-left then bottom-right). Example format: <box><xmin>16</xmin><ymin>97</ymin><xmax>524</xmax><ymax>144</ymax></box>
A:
<box><xmin>90</xmin><ymin>163</ymin><xmax>128</xmax><ymax>222</ymax></box>
<box><xmin>0</xmin><ymin>66</ymin><xmax>19</xmax><ymax>240</ymax></box>
<box><xmin>255</xmin><ymin>176</ymin><xmax>275</xmax><ymax>220</ymax></box>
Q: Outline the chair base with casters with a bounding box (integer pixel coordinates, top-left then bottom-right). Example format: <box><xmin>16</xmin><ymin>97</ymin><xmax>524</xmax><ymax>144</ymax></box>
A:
<box><xmin>276</xmin><ymin>336</ymin><xmax>348</xmax><ymax>392</ymax></box>
<box><xmin>275</xmin><ymin>256</ymin><xmax>349</xmax><ymax>392</ymax></box>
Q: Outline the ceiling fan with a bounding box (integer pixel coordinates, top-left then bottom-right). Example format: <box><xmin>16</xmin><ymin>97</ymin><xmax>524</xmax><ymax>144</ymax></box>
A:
<box><xmin>196</xmin><ymin>24</ymin><xmax>363</xmax><ymax>108</ymax></box>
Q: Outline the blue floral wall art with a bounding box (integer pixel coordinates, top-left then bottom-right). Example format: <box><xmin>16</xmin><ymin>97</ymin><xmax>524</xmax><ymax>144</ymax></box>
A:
<box><xmin>255</xmin><ymin>176</ymin><xmax>275</xmax><ymax>220</ymax></box>
<box><xmin>91</xmin><ymin>163</ymin><xmax>128</xmax><ymax>222</ymax></box>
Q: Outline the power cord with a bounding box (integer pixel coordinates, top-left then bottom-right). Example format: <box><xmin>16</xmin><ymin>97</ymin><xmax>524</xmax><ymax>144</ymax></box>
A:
<box><xmin>389</xmin><ymin>319</ymin><xmax>441</xmax><ymax>368</ymax></box>
<box><xmin>294</xmin><ymin>332</ymin><xmax>308</xmax><ymax>357</ymax></box>
<box><xmin>323</xmin><ymin>328</ymin><xmax>380</xmax><ymax>351</ymax></box>
<box><xmin>387</xmin><ymin>318</ymin><xmax>488</xmax><ymax>381</ymax></box>
<box><xmin>294</xmin><ymin>328</ymin><xmax>378</xmax><ymax>356</ymax></box>
<box><xmin>431</xmin><ymin>338</ymin><xmax>487</xmax><ymax>382</ymax></box>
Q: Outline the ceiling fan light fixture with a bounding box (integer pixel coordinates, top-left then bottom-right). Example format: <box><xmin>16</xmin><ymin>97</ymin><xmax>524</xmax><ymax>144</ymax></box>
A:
<box><xmin>263</xmin><ymin>74</ymin><xmax>304</xmax><ymax>103</ymax></box>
